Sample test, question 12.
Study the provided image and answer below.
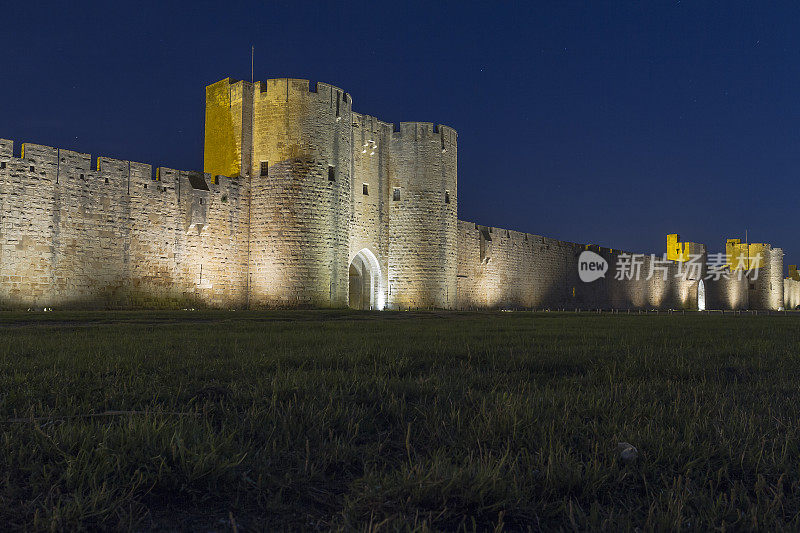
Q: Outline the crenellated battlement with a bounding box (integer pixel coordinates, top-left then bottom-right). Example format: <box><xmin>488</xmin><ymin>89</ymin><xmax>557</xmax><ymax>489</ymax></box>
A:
<box><xmin>350</xmin><ymin>115</ymin><xmax>457</xmax><ymax>150</ymax></box>
<box><xmin>21</xmin><ymin>143</ymin><xmax>60</xmax><ymax>163</ymax></box>
<box><xmin>352</xmin><ymin>113</ymin><xmax>394</xmax><ymax>136</ymax></box>
<box><xmin>212</xmin><ymin>76</ymin><xmax>456</xmax><ymax>142</ymax></box>
<box><xmin>61</xmin><ymin>149</ymin><xmax>92</xmax><ymax>170</ymax></box>
<box><xmin>247</xmin><ymin>78</ymin><xmax>353</xmax><ymax>109</ymax></box>
<box><xmin>0</xmin><ymin>139</ymin><xmax>11</xmax><ymax>158</ymax></box>
<box><xmin>205</xmin><ymin>77</ymin><xmax>457</xmax><ymax>184</ymax></box>
<box><xmin>461</xmin><ymin>220</ymin><xmax>587</xmax><ymax>252</ymax></box>
<box><xmin>0</xmin><ymin>138</ymin><xmax>239</xmax><ymax>200</ymax></box>
<box><xmin>460</xmin><ymin>220</ymin><xmax>718</xmax><ymax>260</ymax></box>
<box><xmin>390</xmin><ymin>122</ymin><xmax>457</xmax><ymax>146</ymax></box>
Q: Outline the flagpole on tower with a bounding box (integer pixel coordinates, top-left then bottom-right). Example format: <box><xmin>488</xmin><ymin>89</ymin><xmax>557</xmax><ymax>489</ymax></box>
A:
<box><xmin>251</xmin><ymin>45</ymin><xmax>254</xmax><ymax>83</ymax></box>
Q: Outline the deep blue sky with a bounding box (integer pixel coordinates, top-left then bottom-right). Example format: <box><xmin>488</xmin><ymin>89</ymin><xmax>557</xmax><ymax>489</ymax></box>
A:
<box><xmin>1</xmin><ymin>1</ymin><xmax>798</xmax><ymax>265</ymax></box>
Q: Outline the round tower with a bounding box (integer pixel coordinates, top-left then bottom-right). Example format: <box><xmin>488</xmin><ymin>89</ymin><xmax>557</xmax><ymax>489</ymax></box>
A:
<box><xmin>387</xmin><ymin>122</ymin><xmax>458</xmax><ymax>309</ymax></box>
<box><xmin>743</xmin><ymin>243</ymin><xmax>784</xmax><ymax>310</ymax></box>
<box><xmin>247</xmin><ymin>78</ymin><xmax>352</xmax><ymax>307</ymax></box>
<box><xmin>767</xmin><ymin>247</ymin><xmax>784</xmax><ymax>310</ymax></box>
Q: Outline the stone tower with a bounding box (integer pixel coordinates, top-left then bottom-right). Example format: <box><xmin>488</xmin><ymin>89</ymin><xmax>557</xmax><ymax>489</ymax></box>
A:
<box><xmin>725</xmin><ymin>238</ymin><xmax>784</xmax><ymax>310</ymax></box>
<box><xmin>387</xmin><ymin>123</ymin><xmax>458</xmax><ymax>309</ymax></box>
<box><xmin>204</xmin><ymin>77</ymin><xmax>458</xmax><ymax>309</ymax></box>
<box><xmin>205</xmin><ymin>78</ymin><xmax>352</xmax><ymax>307</ymax></box>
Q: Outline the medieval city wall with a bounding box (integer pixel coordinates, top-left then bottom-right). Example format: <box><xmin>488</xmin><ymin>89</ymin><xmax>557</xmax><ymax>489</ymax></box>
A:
<box><xmin>785</xmin><ymin>278</ymin><xmax>800</xmax><ymax>309</ymax></box>
<box><xmin>0</xmin><ymin>139</ymin><xmax>247</xmax><ymax>309</ymax></box>
<box><xmin>455</xmin><ymin>220</ymin><xmax>758</xmax><ymax>310</ymax></box>
<box><xmin>1</xmin><ymin>77</ymin><xmax>791</xmax><ymax>311</ymax></box>
<box><xmin>703</xmin><ymin>272</ymin><xmax>750</xmax><ymax>310</ymax></box>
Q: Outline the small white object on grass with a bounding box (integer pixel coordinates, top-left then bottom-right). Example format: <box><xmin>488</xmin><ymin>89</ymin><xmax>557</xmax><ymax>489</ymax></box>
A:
<box><xmin>617</xmin><ymin>442</ymin><xmax>638</xmax><ymax>463</ymax></box>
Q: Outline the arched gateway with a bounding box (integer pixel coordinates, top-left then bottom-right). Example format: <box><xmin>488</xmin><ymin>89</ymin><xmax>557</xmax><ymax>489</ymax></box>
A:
<box><xmin>348</xmin><ymin>249</ymin><xmax>384</xmax><ymax>310</ymax></box>
<box><xmin>697</xmin><ymin>280</ymin><xmax>706</xmax><ymax>311</ymax></box>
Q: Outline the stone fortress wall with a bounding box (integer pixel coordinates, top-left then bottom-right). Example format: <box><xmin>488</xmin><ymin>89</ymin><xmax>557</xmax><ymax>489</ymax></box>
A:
<box><xmin>0</xmin><ymin>76</ymin><xmax>792</xmax><ymax>310</ymax></box>
<box><xmin>455</xmin><ymin>222</ymin><xmax>783</xmax><ymax>311</ymax></box>
<box><xmin>784</xmin><ymin>266</ymin><xmax>800</xmax><ymax>310</ymax></box>
<box><xmin>0</xmin><ymin>140</ymin><xmax>248</xmax><ymax>309</ymax></box>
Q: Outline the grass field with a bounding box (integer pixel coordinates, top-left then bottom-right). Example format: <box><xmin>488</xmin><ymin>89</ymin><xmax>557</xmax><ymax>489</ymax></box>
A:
<box><xmin>2</xmin><ymin>310</ymin><xmax>800</xmax><ymax>531</ymax></box>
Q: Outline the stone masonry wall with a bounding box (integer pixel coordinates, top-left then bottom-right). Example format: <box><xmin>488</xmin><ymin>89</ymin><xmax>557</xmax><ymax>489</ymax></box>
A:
<box><xmin>455</xmin><ymin>220</ymin><xmax>761</xmax><ymax>310</ymax></box>
<box><xmin>0</xmin><ymin>139</ymin><xmax>247</xmax><ymax>309</ymax></box>
<box><xmin>387</xmin><ymin>123</ymin><xmax>457</xmax><ymax>309</ymax></box>
<box><xmin>1</xmin><ymin>76</ymin><xmax>789</xmax><ymax>311</ymax></box>
<box><xmin>763</xmin><ymin>247</ymin><xmax>784</xmax><ymax>310</ymax></box>
<box><xmin>246</xmin><ymin>78</ymin><xmax>352</xmax><ymax>307</ymax></box>
<box><xmin>785</xmin><ymin>278</ymin><xmax>800</xmax><ymax>310</ymax></box>
<box><xmin>350</xmin><ymin>113</ymin><xmax>392</xmax><ymax>306</ymax></box>
<box><xmin>703</xmin><ymin>270</ymin><xmax>749</xmax><ymax>310</ymax></box>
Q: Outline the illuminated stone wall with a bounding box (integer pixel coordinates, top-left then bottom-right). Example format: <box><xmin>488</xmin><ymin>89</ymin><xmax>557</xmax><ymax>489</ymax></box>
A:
<box><xmin>703</xmin><ymin>273</ymin><xmax>749</xmax><ymax>310</ymax></box>
<box><xmin>743</xmin><ymin>245</ymin><xmax>784</xmax><ymax>310</ymax></box>
<box><xmin>454</xmin><ymin>221</ymin><xmax>768</xmax><ymax>310</ymax></box>
<box><xmin>244</xmin><ymin>78</ymin><xmax>353</xmax><ymax>307</ymax></box>
<box><xmin>0</xmin><ymin>139</ymin><xmax>248</xmax><ymax>309</ymax></box>
<box><xmin>0</xmin><ymin>77</ymin><xmax>790</xmax><ymax>311</ymax></box>
<box><xmin>350</xmin><ymin>114</ymin><xmax>391</xmax><ymax>308</ymax></box>
<box><xmin>204</xmin><ymin>79</ymin><xmax>243</xmax><ymax>178</ymax></box>
<box><xmin>386</xmin><ymin>123</ymin><xmax>458</xmax><ymax>309</ymax></box>
<box><xmin>667</xmin><ymin>233</ymin><xmax>705</xmax><ymax>262</ymax></box>
<box><xmin>785</xmin><ymin>278</ymin><xmax>800</xmax><ymax>310</ymax></box>
<box><xmin>204</xmin><ymin>78</ymin><xmax>458</xmax><ymax>310</ymax></box>
<box><xmin>721</xmin><ymin>240</ymin><xmax>784</xmax><ymax>310</ymax></box>
<box><xmin>348</xmin><ymin>116</ymin><xmax>458</xmax><ymax>310</ymax></box>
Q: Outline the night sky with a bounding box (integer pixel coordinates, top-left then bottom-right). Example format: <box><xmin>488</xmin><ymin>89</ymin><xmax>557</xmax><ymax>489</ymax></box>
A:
<box><xmin>1</xmin><ymin>2</ymin><xmax>798</xmax><ymax>266</ymax></box>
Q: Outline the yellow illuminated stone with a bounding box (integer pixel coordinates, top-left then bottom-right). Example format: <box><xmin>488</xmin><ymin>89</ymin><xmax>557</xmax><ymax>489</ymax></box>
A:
<box><xmin>726</xmin><ymin>238</ymin><xmax>765</xmax><ymax>270</ymax></box>
<box><xmin>203</xmin><ymin>79</ymin><xmax>239</xmax><ymax>177</ymax></box>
